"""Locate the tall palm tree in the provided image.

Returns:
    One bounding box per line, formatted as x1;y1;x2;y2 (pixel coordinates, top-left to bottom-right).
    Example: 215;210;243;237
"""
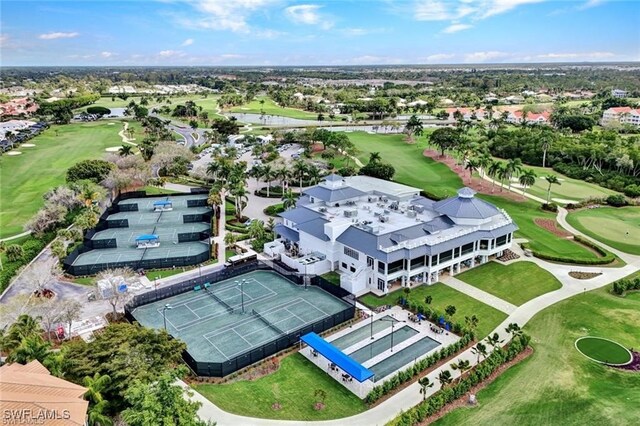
118;145;133;157
262;165;275;198
369;151;382;163
248;220;266;240
541;138;551;168
4;314;42;353
464;315;479;333
87;401;113;426
292;160;308;190
496;163;510;192
477;153;492;179
276;166;290;190
7;335;51;364
83;373;111;405
224;232;238;250
418;377;434;400
451;359;471;374
282;190;298;210
519;169;537;197
471;342;488;363
232;185;248;222
487;161;502;193
544;174;561;203
437;370;453;388
464;158;480;184
307;165;322;185
505;323;523;338
506;158;523;191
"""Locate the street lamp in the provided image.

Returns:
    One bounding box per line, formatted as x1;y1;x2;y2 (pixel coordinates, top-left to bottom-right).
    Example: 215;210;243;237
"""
162;304;173;331
380;317;406;352
235;279;247;314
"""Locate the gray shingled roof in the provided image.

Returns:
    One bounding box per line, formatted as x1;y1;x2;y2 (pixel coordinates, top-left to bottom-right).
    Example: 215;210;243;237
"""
432;188;499;219
278;207;323;224
296;218;330;241
303;185;366;203
324;173;344;182
274;224;300;242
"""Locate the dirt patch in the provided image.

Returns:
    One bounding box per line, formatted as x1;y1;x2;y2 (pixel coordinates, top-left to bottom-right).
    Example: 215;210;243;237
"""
417;346;534;425
533;218;572;237
569;271;603;280
423;149;526;202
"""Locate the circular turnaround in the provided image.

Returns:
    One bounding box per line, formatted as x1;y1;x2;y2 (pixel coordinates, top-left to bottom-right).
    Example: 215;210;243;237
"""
575;336;632;366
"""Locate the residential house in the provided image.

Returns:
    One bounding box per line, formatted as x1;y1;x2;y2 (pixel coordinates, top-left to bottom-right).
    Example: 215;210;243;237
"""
602;107;640;127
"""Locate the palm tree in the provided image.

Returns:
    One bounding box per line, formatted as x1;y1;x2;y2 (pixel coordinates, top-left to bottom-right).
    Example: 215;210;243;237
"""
232;185;248;222
477;153;492;179
118;145;133;157
464;315;479;333
307;165;322;185
262;165;275;198
505;323;523;338
465;158;479;184
451;359;471;374
496;163;510;192
506;158;523;191
282;189;298;210
87;400;113;426
487;161;502;193
4;314;42;353
224;232;238;251
437;369;453;388
292;160;308;190
471;342;488;363
369;151;382;164
519;169;537;197
78;183;105;208
83;373;111;405
418;377;434;400
276;167;290;190
7;335;51;364
544;174;561;203
486;332;504;352
247;220;266;240
541;138;551;168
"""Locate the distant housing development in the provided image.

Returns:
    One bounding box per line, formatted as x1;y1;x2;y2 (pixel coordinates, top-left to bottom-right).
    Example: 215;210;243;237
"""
601;106;640;127
0;97;38;118
268;175;517;295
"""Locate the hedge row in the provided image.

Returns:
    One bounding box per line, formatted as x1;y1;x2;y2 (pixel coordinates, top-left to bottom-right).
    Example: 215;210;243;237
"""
365;332;475;404
612;277;640;295
1;232;55;293
225;223;250;234
523;236;615;265
388;334;531;426
264;203;285;216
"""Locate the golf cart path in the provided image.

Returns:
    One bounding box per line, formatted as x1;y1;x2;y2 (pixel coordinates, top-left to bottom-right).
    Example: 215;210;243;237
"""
440;275;517;314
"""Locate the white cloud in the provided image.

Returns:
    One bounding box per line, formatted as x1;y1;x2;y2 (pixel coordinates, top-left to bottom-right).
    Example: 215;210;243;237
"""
284;4;333;29
38;31;79;40
101;51;114;58
181;38;194;46
464;51;510;63
442;23;473;33
426;53;456;62
479;0;545;19
579;0;606;10
220;54;245;59
537;51;615;60
177;0;280;33
340;27;388;37
159;50;186;58
414;0;475;21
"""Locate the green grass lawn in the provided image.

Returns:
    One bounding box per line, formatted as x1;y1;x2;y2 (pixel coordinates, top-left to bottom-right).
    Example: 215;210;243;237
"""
575;337;632;364
229;96;328;121
72;277;94;286
145;268;187;280
192;353;366;420
481;195;601;262
359;283;507;338
139;185;181;195
456;261;562;306
320;271;341;286
523;164;618;202
566;207;640;255
346;131;462;200
0;121;132;238
434;286;640;426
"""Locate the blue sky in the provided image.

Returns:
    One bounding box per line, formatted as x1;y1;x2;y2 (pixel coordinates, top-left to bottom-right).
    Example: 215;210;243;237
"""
2;0;639;66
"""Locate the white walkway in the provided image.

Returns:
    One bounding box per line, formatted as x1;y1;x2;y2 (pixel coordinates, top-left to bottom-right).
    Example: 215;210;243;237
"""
440;275;517;314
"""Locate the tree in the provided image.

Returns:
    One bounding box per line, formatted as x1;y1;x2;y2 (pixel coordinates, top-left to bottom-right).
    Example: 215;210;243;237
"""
437;369;453;388
77;181;106;208
118;145;133;157
23;256;59;296
496;162;510;192
519;169;537;197
424;295;433;305
292;160;308;190
232;185;248;222
486;332;504;351
369;151;382;164
96;268;136;319
32;297;63;341
314;388;327;408
247;220;266;241
471;342;488;363
404;114;424;143
418;377;434;400
66;159;114;184
445;305;456;317
87;401;113;426
281;189;298;210
262;165;275;198
2;314;43;355
465;158;479;183
5;244;24;262
74;208;100;231
464;315;479;332
83;372;112;405
359;161;395;181
430;127;460;157
6;334;52;364
505;322;523;338
541;138;551;168
63;322;186;412
505;158;523;191
544;174;561;203
224;232;238;250
121;367;208;426
60;299;83;339
450;359;471;373
487;160;502;193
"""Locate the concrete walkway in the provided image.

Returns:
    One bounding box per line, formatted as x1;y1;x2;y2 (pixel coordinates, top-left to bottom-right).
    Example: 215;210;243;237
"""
0;230;32;242
440;275;517;314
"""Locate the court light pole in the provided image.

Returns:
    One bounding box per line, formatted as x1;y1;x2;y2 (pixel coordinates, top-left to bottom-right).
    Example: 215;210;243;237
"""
235;279;246;314
162;304;173;331
380;317;406;352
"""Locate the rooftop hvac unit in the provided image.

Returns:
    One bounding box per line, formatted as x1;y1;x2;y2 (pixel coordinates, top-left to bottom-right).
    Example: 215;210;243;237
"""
319;207;327;213
384;209;391;215
407;210;417;218
414;205;425;213
344;209;358;218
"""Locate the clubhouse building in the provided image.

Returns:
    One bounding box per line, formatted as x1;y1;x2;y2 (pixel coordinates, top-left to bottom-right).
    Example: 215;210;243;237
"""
267;175;517;295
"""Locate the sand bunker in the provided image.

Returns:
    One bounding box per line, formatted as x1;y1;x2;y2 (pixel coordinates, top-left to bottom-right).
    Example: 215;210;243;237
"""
105;146;121;152
108;122;116;125
6;151;22;156
22;143;36;147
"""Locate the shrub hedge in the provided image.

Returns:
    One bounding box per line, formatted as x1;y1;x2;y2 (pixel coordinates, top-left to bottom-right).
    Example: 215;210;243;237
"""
612;277;640;295
387;334;531;426
524;235;615;265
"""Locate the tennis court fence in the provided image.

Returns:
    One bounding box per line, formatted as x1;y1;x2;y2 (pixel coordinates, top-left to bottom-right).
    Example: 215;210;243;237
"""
124;261;356;377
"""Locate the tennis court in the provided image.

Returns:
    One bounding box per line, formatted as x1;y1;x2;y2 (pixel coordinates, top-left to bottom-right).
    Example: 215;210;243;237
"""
131;270;353;364
68;194;212;274
331;316;398;350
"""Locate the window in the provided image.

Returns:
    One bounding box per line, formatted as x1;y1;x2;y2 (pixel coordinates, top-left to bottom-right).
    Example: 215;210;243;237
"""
350;265;356;272
387;259;404;274
461;242;474;255
341;262;347;269
411;256;425;269
377;279;385;291
496;235;507;246
378;262;386;274
344;246;360;260
479;240;489;250
367;256;374;268
440;249;453;263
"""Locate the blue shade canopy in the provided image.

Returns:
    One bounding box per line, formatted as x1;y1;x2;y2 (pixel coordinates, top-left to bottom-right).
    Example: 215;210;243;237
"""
300;332;374;382
135;234;159;241
153;200;172;206
273;224;300;242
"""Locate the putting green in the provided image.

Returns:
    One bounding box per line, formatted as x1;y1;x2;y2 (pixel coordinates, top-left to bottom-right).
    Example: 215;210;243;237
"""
575;336;632;365
567;207;640;255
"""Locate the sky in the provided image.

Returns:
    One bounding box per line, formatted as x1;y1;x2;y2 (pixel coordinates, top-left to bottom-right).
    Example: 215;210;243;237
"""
1;0;639;66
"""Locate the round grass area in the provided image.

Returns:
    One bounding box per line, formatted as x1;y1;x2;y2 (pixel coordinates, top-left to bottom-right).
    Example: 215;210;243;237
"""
575;336;632;365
